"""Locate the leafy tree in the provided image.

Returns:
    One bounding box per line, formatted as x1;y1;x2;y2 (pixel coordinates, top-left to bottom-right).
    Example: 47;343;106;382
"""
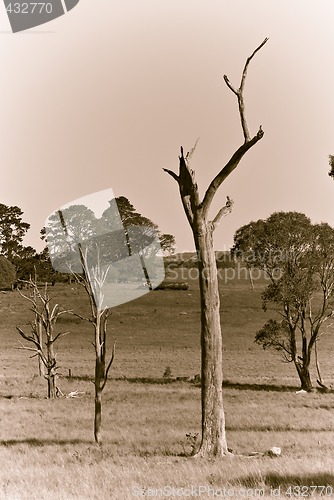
12;246;37;281
164;39;267;457
17;245;36;260
103;196;155;229
0;256;16;289
43;205;97;268
12;246;60;283
101;196;176;255
233;212;334;391
35;248;60;283
159;234;176;256
0;204;30;260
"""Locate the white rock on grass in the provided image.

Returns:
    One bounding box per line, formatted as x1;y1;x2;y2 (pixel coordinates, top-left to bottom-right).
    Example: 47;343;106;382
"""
266;447;281;457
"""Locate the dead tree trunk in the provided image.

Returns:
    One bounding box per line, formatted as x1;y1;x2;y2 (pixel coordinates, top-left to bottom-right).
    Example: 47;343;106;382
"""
94;357;104;444
94;309;106;444
164;38;268;458
36;315;44;377
93;310;115;444
195;222;227;455
46;340;57;399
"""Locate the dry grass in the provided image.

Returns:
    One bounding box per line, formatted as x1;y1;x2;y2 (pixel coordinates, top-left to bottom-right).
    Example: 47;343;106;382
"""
0;272;334;498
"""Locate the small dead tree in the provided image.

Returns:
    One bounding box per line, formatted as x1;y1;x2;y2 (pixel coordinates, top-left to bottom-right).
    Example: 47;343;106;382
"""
69;244;115;445
164;39;268;457
16;278;69;399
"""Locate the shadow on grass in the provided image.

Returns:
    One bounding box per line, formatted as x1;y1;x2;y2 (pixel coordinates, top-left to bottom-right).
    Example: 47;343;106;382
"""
64;375;190;385
224;381;334;393
239;472;334;489
226;425;334;432
0;438;92;447
223;381;298;392
61;376;333;393
266;472;334;488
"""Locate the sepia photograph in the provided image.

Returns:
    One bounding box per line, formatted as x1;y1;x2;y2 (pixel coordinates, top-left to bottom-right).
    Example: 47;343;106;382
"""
0;1;334;498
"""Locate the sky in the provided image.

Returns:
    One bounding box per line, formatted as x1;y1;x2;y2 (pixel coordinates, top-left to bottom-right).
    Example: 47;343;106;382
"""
1;1;334;254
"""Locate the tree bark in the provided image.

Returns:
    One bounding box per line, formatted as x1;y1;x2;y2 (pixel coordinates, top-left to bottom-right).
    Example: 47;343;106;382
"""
194;221;228;456
47;371;56;399
94;357;104;444
47;341;57;399
296;362;313;391
37;318;44;377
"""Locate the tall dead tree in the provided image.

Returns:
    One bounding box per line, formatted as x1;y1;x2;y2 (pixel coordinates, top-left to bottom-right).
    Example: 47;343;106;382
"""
164;38;268;457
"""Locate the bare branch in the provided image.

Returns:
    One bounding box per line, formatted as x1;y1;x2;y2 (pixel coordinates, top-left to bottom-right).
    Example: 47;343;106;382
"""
69;310;94;324
17;345;38;353
50;304;59;322
17;287;37;308
223;75;238;96
186;137;200;162
163;168;179;183
16;341;47;366
57;309;73;316
16;326;41;350
202;130;263;217
211;197;234;231
223;37;268;142
52;331;70;343
240;38;269;93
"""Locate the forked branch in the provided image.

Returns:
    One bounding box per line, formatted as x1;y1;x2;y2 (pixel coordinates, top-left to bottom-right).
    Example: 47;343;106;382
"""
223;37;268;142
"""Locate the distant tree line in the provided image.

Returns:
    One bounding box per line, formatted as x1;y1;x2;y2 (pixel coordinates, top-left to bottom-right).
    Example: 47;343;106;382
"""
0;197;176;288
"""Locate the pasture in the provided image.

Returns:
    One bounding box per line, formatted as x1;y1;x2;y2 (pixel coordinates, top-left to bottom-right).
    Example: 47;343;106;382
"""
1;268;334;499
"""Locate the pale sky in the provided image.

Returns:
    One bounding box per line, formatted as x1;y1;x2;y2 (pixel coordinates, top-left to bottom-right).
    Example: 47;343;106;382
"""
1;1;334;254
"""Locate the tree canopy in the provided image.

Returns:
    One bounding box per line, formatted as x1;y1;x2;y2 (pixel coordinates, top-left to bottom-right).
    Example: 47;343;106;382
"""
0;204;30;261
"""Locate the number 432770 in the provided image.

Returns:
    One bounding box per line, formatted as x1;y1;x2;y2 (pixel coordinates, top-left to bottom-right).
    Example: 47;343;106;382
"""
6;3;53;14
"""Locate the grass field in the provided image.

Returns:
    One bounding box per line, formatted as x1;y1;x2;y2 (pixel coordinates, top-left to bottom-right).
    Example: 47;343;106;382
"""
1;268;334;499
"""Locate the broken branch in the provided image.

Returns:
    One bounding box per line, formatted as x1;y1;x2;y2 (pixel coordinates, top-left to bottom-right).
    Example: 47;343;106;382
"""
211;197;234;231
